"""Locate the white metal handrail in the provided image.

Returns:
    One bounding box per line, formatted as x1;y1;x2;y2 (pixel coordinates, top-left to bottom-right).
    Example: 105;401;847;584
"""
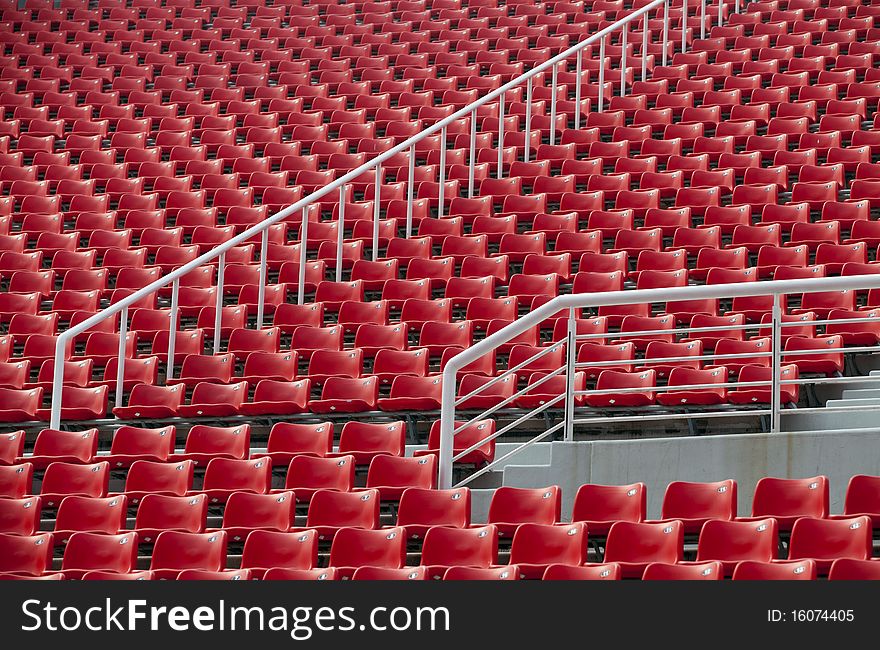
438;274;880;489
47;0;693;429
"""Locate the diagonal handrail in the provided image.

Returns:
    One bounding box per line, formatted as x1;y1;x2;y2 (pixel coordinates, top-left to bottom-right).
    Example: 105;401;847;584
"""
48;0;673;429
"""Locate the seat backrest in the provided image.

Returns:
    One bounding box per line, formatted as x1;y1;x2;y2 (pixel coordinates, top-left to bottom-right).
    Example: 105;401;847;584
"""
488;486;561;525
751;475;829;518
421;524;498;567
660;480;737;521
604;521;684;564
328;526;407;569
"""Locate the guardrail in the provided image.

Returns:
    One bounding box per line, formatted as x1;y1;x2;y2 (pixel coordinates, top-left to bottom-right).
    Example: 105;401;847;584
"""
46;0;725;429
437;275;880;489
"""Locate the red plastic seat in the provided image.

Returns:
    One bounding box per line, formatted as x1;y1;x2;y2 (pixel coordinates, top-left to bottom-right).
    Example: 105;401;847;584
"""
134;493;208;545
328;525;407;579
649;480;737;535
310;376;379;413
26;428;98;470
657;367;729;406
297;488;381;541
783;335;844;375
422;524;498;580
642;561;723;580
394;486;470;541
0;532;54;577
282;454;355;502
377;375;442;411
0;496;41;536
542;563;621;580
695;518;779;577
171;424;251;466
150;530;228;581
732;559;817;580
728;364;800;405
0;387;43;422
602;520;684;579
112;384;184;419
240;529;318;580
576;343;635;380
178;380;248;418
39;461;109;509
61;531;139;580
442;565;520;580
263;567;338;581
570;482;646;537
120;460;194;506
212;491;295;543
508;522;588;579
485;485;561;538
786;516;872;575
198;456;272;505
584;370;656;407
264;422;333;467
364;455;436;501
52;494;127;544
828;558;880;581
737;475;829;533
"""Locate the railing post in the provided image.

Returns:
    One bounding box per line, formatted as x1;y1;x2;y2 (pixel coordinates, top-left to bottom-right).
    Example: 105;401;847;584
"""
336;186;345;282
372;164;381;261
256;228;268;329
620;22;627;98
405;145;415;238
524;76;532;162
682;0;688;54
574;48;583;130
167;278;179;382
468;109;477;198
438;365;458;490
297;207;308;305
497;91;505;179
115;306;128;411
771;292;782;434
700;0;707;39
438;125;447;219
213;251;225;355
549;62;558;146
662;0;670;66
641;14;649;82
598;36;606;112
564;307;577;442
49;334;68;430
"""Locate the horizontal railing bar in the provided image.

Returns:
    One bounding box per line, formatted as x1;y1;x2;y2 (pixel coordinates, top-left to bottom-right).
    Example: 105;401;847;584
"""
453;364;565;411
452;340;566;404
571;409;772;425
452;367;569;422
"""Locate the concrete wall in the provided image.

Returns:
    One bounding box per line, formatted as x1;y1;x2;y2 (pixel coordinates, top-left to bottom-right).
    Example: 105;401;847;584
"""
470;428;880;522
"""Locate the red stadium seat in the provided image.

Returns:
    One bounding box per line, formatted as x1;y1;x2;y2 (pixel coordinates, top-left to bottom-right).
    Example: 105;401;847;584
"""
61;531;139;580
737;475;829;532
732;559;817;580
240;529;318;580
602;521;684;579
150;530;228;581
329;526;407;579
134;494;208;545
786;516;872;575
695;518;779;577
395;487;471;540
422;524;498;580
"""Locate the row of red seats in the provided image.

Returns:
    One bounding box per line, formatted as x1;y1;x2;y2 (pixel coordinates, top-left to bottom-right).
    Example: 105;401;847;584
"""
0;518;876;580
